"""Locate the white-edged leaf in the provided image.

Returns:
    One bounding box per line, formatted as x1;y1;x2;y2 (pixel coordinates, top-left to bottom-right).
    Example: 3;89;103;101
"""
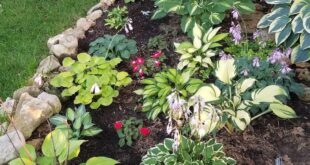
302;13;310;33
251;85;288;104
275;24;292;46
300;32;310;49
265;0;292;5
269;103;297;119
292;15;304;33
291;45;310;63
269;16;291;33
215;59;236;84
193;84;221;102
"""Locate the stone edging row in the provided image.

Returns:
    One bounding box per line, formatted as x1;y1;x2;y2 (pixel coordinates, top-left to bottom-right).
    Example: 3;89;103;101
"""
0;0;115;164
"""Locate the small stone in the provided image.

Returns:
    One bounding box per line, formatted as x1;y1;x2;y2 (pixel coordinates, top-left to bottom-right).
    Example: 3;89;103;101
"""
13;86;41;101
37;92;61;113
86;10;103;21
64;27;85;39
76;18;95;31
0;130;25;164
1;98;15;115
8;93;57;139
36;55;61;74
59;35;78;49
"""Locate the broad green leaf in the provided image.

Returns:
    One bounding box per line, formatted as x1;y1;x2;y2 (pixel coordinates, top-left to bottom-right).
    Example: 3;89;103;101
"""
9;158;36;165
37;156;55;165
269;103;297;119
269;16;291;33
181;16;195;33
257;14;272;28
63;57;75;67
86;157;120;165
275;24;291;46
290;1;305;15
66;108;75;121
49;115;67;126
284;33;299;48
300;32;310;49
292;15;304;33
77;53;91;63
291;45;310;63
58;140;86;163
81;127;102;137
116;72;128;80
193;84;221;102
42;129;67;157
215;59;236;84
151;9;167;20
19;144;36;161
209;12;225;25
303;13;310;33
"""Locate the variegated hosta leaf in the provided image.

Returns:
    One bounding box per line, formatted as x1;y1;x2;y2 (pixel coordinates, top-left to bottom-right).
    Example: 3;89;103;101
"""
193;84;221;102
257;6;290;28
251;85;288;104
215;59;236;84
300;5;310;18
275;24;291;46
291;45;310;63
181;16;195;33
292;15;304;33
269;16;291;33
236;78;256;94
284;33;299;48
269;103;297;119
303;13;310;33
290;1;305;15
192;23;202;39
300;32;310;49
265;0;292;5
231;110;251;130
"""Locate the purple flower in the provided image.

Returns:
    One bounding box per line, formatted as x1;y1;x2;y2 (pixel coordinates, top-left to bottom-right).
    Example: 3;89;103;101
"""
253;29;262;40
267;48;292;64
284;48;292;58
241;69;249;76
219;51;232;60
232;8;240;20
280;64;292;74
252;57;260;68
229;22;242;44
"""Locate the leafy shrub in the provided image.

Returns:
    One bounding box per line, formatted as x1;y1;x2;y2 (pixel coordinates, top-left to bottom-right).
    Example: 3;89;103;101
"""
152;0;255;36
50;105;102;139
175;25;228;71
147;35;168;51
105;6;128;29
257;0;310;63
89;34;138;60
9;129;85;165
141;136;236;165
192;59;297;133
134;69;203;120
115;117;143;147
50;53;132;109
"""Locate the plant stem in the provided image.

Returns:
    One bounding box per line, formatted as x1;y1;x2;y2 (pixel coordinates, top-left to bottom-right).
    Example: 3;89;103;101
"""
251;109;272;121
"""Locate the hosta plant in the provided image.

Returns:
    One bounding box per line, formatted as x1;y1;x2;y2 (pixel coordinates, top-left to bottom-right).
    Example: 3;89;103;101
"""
50;53;132;109
257;0;310;63
50;105;102;139
175;25;228;72
141;136;236;165
105;6;128;30
89;34;138;60
192;59;297;134
152;0;255;36
9;129;85;165
115;117;143;147
134;69;203;120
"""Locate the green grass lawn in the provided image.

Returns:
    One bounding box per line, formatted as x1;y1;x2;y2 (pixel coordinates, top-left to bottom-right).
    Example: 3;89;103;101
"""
0;0;98;99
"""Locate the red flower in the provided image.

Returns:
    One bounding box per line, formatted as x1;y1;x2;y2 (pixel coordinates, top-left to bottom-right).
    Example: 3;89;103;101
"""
154;60;161;67
133;65;140;72
139;127;151;136
136;57;145;65
151;50;162;58
138;69;144;77
131;60;137;66
114;121;123;130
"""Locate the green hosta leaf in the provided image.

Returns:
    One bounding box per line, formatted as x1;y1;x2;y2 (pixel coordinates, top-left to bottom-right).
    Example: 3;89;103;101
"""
77;53;91;63
275;24;291;46
181;16;195;33
209;12;225;25
73;117;82;130
81;127;102;137
116;71;129;80
37;156;55;165
251;85;288;104
292;15;304;33
269;16;291;33
209;33;228;43
193;84;221;102
284;33;299;48
257;14;272;28
290;1;305;15
63;57;75;67
50;115;67;126
9;158;36;165
206;27;221;42
109;58;122;67
62;85;81;97
300;32;310;49
215;59;236;84
66;108;75;121
291;45;310;63
235;0;255;13
86;157;119;165
19;144;36;161
42;129;67;157
152;9;167;20
265;0;292;4
300;5;310;18
58;140;86;163
303;13;310;33
269;103;297;119
164;138;174;151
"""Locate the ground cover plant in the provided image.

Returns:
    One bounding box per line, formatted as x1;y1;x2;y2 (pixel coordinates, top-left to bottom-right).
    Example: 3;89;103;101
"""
4;0;310;165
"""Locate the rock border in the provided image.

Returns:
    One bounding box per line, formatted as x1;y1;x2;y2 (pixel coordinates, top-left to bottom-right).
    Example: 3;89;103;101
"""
0;0;115;164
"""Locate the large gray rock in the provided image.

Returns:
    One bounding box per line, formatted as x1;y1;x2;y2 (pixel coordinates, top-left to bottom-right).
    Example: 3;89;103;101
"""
36;55;61;74
64;27;85;39
47;34;64;49
86;10;103;21
50;44;76;59
13;86;41;101
8;93;61;139
76;18;95;31
0;130;25;164
0;98;15;115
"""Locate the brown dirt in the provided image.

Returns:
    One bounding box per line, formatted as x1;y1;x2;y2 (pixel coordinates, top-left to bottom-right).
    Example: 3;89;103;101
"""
30;0;310;164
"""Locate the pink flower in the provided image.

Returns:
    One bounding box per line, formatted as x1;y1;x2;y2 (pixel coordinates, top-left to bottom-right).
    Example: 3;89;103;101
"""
154;60;161;67
139;69;144;77
139;127;150;136
136;57;145;65
151;50;162;58
133;65;140;72
131;60;137;66
114;121;123;130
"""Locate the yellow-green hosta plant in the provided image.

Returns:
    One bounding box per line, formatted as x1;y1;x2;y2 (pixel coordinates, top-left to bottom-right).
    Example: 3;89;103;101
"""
134;69;203;120
257;0;310;63
192;58;297;134
50;53;132;109
175;24;228;72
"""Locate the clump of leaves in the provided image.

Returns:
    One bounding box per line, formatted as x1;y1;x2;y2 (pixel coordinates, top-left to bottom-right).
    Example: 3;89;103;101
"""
175;24;228;73
116;117;143;147
141;136;236;165
105;6;128;29
152;0;254;36
134;69;203;120
50;105;102;140
9;129;85;165
257;0;310;63
192;59;297;134
50;53;132;109
147;35;168;51
89;34;138;60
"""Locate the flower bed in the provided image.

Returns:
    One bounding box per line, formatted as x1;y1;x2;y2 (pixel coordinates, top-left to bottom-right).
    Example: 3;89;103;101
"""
1;0;310;165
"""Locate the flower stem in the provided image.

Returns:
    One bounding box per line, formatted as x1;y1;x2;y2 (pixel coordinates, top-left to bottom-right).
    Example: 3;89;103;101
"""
251;109;272;121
